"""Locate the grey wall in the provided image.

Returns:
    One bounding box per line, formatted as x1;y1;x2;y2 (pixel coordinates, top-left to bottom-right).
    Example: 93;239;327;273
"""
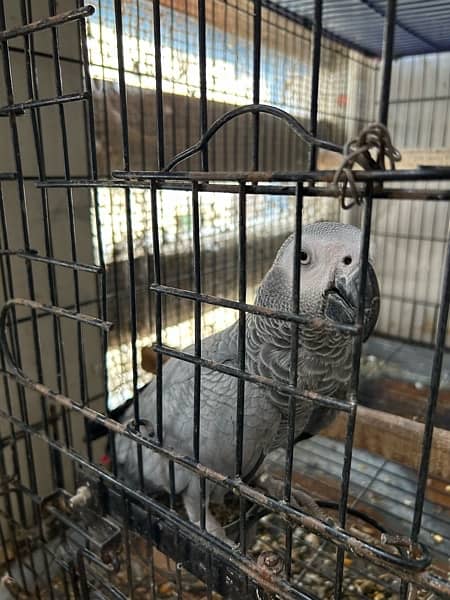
372;52;450;345
0;0;106;524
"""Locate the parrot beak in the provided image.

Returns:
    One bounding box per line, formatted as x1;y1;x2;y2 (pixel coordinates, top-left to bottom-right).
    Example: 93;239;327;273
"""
324;263;380;341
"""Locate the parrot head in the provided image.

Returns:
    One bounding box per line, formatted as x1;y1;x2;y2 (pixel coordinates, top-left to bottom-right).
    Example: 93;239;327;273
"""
259;221;380;340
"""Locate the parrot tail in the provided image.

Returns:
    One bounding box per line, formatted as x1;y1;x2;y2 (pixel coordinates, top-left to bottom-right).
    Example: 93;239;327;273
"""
85;382;151;442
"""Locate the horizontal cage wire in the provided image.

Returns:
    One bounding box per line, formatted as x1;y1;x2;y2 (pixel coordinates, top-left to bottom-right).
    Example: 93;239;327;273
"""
0;1;450;600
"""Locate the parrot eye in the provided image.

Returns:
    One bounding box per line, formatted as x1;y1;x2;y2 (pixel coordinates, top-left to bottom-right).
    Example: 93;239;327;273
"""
343;256;352;265
300;250;310;265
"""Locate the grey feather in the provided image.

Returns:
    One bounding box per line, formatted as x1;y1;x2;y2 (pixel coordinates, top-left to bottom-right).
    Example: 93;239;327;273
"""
114;221;380;536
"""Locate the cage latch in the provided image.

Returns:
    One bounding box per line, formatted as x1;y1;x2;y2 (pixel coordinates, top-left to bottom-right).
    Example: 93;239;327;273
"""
40;486;122;573
380;533;426;562
331;122;402;209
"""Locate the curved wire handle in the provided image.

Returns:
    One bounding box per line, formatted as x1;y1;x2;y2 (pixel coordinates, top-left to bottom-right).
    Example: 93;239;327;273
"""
163;103;345;172
0;298;112;378
0;299;121;433
114;104;395;211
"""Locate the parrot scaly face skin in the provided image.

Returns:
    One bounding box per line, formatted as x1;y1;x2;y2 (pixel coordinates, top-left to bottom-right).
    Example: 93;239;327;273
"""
259;221;379;338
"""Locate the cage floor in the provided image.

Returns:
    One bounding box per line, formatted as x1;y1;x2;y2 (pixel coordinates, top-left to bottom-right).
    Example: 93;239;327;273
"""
263;335;450;597
288;330;450;567
286;434;450;568
363;336;450;389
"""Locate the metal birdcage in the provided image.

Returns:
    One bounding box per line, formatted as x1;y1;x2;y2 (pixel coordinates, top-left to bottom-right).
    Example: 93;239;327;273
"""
0;1;450;599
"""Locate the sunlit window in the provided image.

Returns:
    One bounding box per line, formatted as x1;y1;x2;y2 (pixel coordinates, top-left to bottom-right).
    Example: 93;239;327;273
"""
87;1;351;408
87;1;310;114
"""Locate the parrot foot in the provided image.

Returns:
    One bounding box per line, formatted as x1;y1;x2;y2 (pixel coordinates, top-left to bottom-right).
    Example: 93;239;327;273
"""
255;472;335;525
190;515;228;542
291;487;335;525
183;492;228;541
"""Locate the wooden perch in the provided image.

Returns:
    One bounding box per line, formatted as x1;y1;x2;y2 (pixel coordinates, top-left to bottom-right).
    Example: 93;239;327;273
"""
359;377;450;430
142;345;171;374
141;348;450;500
322;405;450;482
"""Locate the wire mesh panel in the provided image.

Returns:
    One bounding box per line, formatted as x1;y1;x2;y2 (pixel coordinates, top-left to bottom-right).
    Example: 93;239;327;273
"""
0;1;450;600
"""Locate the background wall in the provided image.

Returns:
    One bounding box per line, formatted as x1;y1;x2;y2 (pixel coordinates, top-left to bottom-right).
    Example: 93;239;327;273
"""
0;0;106;521
374;52;450;345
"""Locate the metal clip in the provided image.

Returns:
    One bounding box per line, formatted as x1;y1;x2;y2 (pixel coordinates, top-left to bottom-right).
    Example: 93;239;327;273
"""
256;551;284;579
40;487;122;572
381;533;425;561
125;418;155;438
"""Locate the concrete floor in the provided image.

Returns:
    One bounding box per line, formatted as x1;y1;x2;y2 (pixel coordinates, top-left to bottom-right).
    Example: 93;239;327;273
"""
289;335;450;569
363;335;450;388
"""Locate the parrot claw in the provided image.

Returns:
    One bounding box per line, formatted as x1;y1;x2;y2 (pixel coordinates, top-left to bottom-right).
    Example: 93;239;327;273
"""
255;471;332;523
124;418;155;438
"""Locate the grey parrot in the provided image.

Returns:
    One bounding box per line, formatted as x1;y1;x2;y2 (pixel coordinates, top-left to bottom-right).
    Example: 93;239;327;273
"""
107;221;380;538
0;222;380;598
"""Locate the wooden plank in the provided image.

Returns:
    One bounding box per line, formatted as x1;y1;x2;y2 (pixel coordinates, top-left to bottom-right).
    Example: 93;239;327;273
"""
425;478;450;511
359;377;450;430
322;405;450;482
397;148;450;169
141;351;450;504
142;345;170;373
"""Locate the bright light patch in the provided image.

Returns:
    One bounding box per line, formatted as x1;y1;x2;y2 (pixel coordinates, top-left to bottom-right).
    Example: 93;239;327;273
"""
106;302;242;410
86;1;312;117
88;22;256;105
